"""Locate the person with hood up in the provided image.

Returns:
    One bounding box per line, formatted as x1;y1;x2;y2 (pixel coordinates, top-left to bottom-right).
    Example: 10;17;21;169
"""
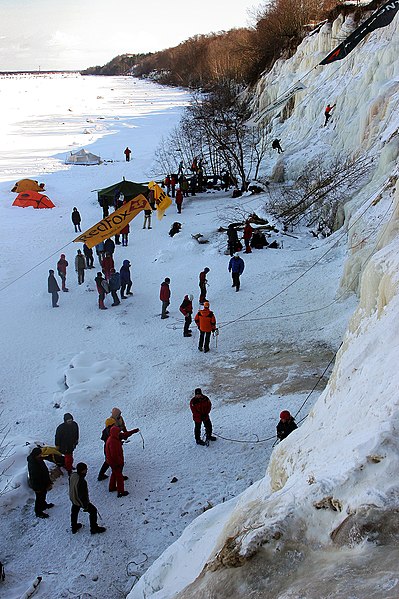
104;237;115;256
189;388;216;446
180;294;193;337
95;272;109;310
175;187;183;213
69;462;106;534
109;268;121;306
101;252;114;281
160;277;171;319
27;447;54;518
194;301;217;352
75;249;86;285
199;267;210;305
105;425;140;497
124;147;132;162
243;220;253;253
71;207;81;232
276;410;298;441
228;253;245;291
55;413;79;474
83;243;94;269
120;260;133;298
48;269;60;308
57;254;69;292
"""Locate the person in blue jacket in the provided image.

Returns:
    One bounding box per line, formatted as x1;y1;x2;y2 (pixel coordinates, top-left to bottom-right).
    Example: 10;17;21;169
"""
228;253;245;292
109;268;121;306
120;260;133;298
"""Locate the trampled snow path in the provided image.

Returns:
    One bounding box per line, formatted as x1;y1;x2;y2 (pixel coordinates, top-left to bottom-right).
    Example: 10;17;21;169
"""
0;76;354;598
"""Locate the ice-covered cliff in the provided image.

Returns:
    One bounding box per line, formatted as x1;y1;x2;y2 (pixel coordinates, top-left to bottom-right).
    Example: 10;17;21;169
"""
129;7;399;598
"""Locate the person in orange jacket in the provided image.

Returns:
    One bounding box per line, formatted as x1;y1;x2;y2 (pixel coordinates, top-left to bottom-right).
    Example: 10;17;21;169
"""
105;425;139;497
194;301;217;353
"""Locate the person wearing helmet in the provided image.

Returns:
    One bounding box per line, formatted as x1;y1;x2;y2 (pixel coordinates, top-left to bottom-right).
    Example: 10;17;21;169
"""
199;267;210;305
194;301;217;352
179;294;194;337
276;410;298;441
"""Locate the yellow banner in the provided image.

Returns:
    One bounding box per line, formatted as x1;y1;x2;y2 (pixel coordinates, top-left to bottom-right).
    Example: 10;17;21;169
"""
74;194;151;248
148;181;172;220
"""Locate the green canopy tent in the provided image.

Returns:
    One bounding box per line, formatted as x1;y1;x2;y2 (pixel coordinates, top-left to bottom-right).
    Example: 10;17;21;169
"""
97;178;149;208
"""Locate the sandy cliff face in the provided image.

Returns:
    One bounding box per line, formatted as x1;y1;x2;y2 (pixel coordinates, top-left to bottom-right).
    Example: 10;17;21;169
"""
129;10;399;599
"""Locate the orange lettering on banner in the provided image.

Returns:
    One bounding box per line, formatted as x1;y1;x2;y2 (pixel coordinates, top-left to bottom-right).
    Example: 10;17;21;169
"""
148;181;172;220
73;194;151;248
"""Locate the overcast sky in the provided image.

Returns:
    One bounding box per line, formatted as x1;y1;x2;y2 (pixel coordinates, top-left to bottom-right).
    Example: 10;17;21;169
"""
0;0;260;71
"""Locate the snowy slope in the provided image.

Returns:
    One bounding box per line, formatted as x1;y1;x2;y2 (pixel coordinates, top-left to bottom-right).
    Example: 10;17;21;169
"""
127;8;399;599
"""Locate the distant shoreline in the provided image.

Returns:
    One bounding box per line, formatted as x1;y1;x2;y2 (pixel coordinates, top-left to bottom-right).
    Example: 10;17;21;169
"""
0;70;81;75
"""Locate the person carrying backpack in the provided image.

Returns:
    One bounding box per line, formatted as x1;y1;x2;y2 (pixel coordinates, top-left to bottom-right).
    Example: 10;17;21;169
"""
95;272;109;310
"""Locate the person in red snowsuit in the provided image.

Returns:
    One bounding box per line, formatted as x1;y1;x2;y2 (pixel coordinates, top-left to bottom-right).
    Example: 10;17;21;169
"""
124;147;132;162
102;253;114;281
189;388;216;446
243;221;253;253
175;188;183;213
105;425;139;497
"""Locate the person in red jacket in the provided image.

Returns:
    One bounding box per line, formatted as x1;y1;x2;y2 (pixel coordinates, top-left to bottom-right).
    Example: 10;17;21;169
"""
120;223;130;246
189;388;216;445
243;220;253;253
199;267;210;304
194;301;217;352
105;425;139;497
160;277;171;319
124;147;132;162
324;103;336;127
175;188;183;213
102;253;114;281
180;294;193;337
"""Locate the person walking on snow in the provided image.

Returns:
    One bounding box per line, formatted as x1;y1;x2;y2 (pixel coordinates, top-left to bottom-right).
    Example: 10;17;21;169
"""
243;220;253;253
199;267;210;304
83;244;94;269
48;269;60;308
228;253;245;291
324;103;336;127
175;188;183;213
160;277;171;319
180;294;193;337
75;249;86;285
71;207;81;233
109;268;121;306
120;260;133;298
277;410;298;441
55;413;79;475
272;139;284;154
57;254;69;292
95;272;109;310
27;447;54;519
194;301;217;352
189;388;216;445
124;147;132;162
105;425;139;497
69;462;106;534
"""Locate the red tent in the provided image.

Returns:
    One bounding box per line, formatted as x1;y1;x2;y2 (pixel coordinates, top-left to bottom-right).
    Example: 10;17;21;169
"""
12;191;55;209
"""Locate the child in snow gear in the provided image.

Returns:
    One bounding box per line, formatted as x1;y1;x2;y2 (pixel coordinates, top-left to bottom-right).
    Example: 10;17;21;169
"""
95;272;109;309
243;221;253;253
120;260;133;298
27;447;54;518
228;253;245;291
180;294;193;337
160;277;171;319
272;139;284;154
109;268;121;306
194;301;217;352
71;207;81;232
124;147;132;162
324;103;336;127
55;413;79;474
105;426;139;497
277;410;298;441
48;269;60;307
69;463;106;534
57;254;69;292
227;224;239;256
75;249;86;285
83;244;94;268
199;268;210;304
190;388;216;445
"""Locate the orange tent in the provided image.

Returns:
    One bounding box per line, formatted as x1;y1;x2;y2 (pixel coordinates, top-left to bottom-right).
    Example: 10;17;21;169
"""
11;179;45;193
13;191;55;209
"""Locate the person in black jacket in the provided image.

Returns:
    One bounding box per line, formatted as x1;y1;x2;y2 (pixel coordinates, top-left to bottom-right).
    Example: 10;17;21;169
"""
69;463;106;534
71;207;81;232
48;269;60;308
227;225;239;256
83;243;94;269
104;238;115;256
55;413;79;474
27;447;54;518
276;410;298;441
